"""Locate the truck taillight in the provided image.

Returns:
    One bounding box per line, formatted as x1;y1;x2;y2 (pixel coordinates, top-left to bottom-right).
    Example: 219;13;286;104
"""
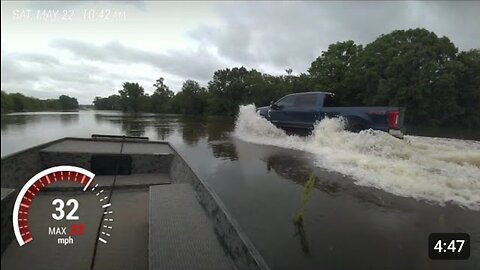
388;111;399;129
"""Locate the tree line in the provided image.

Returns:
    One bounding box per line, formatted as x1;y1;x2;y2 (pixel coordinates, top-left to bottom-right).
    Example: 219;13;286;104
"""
1;91;79;113
94;29;479;128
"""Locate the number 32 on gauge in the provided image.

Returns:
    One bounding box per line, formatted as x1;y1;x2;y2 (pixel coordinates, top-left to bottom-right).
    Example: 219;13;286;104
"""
52;199;79;220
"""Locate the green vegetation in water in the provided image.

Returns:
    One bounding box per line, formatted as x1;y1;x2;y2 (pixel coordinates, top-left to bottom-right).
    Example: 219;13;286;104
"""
293;173;317;255
1;91;79;114
293;173;317;226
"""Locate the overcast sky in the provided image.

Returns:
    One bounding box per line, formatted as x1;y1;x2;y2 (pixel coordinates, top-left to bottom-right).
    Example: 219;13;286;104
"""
1;1;479;104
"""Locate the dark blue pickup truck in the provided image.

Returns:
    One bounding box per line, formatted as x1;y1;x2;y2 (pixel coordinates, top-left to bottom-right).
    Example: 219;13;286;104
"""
256;92;405;138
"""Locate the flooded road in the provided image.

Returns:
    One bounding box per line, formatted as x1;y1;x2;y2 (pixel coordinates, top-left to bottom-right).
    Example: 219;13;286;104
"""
2;110;480;269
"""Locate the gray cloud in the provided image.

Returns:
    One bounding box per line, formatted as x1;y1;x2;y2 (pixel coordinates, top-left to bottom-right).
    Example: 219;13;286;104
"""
2;52;102;84
13;53;60;65
189;1;480;74
51;39;225;81
1;51;121;103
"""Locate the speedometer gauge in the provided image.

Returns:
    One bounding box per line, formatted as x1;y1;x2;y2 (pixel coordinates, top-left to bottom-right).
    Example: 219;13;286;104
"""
13;165;114;247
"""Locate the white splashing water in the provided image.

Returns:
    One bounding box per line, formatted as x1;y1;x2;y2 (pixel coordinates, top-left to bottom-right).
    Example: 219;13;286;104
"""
234;104;480;210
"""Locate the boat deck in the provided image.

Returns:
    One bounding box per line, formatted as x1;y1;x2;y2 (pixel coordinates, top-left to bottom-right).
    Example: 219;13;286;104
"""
1;138;241;270
150;184;234;270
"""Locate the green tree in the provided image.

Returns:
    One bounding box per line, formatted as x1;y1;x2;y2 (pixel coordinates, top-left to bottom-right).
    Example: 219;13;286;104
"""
58;95;79;110
175;80;208;115
357;28;461;124
150;77;174;113
455;49;480;128
308;40;364;105
93;94;122;110
119;82;146;112
10;93;26;111
1;91;13;113
1;91;79;113
207;67;265;115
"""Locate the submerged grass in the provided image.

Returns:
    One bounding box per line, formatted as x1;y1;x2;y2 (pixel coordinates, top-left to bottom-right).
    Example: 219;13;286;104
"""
293;173;317;226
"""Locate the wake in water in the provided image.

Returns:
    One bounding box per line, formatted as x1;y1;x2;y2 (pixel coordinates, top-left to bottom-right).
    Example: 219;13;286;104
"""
234;104;480;210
